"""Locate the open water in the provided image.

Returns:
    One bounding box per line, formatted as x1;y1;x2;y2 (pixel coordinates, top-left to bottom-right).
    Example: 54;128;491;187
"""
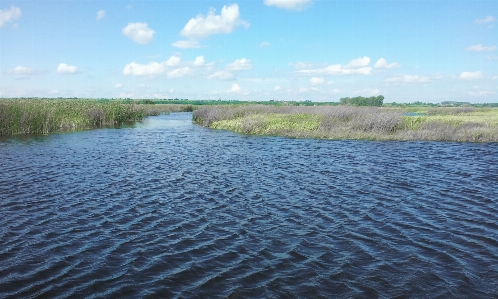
1;112;497;298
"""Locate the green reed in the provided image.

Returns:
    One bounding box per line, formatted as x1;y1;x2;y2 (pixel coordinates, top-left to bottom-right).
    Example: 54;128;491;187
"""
0;99;149;135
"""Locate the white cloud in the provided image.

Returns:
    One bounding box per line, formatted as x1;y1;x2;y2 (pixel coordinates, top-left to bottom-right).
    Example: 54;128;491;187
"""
274;85;281;90
467;44;497;52
467;90;496;97
180;4;249;40
208;70;235;80
385;75;431;84
492;75;498;80
264;0;312;11
122;22;155;44
260;41;270;48
354;88;380;96
172;40;201;49
310;77;324;86
123;61;165;76
230;83;241;92
7;66;33;75
227;58;252;71
475;16;495;24
297;57;372;76
460;71;483;80
345;56;370;68
57;63;78;74
97;10;105;20
374;58;401;69
0;6;21;28
115;83;123;88
49;90;58;95
167;67;191;79
122;55;182;76
292;61;316;70
194;56;205;66
165;55;181;67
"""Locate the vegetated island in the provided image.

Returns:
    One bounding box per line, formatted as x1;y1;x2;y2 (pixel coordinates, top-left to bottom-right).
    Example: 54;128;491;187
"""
193;97;498;142
2;97;498;142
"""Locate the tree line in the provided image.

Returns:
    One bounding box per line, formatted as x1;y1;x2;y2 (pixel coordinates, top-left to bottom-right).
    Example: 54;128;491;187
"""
340;95;384;106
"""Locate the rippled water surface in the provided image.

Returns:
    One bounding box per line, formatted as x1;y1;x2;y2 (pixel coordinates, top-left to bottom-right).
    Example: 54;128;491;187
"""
1;112;498;298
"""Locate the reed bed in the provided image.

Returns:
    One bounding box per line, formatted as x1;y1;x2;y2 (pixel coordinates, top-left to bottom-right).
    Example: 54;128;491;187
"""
193;105;498;142
0;99;152;135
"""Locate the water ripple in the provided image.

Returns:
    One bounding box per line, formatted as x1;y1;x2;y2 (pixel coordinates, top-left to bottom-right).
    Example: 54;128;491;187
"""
1;113;498;298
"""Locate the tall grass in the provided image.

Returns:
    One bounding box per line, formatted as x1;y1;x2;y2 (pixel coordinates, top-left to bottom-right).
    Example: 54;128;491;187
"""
0;99;150;135
193;105;498;142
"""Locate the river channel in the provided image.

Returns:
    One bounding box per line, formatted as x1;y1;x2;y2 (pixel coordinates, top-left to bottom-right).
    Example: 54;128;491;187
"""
1;112;497;298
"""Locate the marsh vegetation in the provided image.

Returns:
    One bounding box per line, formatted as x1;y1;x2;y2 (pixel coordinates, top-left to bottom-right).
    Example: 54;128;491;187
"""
193;105;498;142
0;99;193;135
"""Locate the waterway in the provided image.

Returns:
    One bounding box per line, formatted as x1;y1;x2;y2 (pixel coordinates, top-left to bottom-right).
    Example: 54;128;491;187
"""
1;112;497;298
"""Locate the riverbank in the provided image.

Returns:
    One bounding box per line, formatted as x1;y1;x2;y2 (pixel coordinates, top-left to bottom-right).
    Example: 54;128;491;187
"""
0;99;192;135
193;105;498;142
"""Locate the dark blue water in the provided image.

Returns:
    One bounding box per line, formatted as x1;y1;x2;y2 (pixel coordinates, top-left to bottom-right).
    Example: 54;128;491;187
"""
1;112;497;298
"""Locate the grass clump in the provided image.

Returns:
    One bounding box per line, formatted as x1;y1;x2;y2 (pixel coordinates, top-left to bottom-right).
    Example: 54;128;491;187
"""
193;105;498;142
0;99;152;135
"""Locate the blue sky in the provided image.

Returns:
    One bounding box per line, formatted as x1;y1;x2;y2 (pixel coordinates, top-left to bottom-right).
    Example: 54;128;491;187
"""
1;0;497;103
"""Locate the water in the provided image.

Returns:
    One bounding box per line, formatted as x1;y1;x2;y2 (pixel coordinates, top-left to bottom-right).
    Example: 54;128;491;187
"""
1;112;497;298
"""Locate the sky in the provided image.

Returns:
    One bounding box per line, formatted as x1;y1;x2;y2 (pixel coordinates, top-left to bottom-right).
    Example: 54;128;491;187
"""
0;0;497;103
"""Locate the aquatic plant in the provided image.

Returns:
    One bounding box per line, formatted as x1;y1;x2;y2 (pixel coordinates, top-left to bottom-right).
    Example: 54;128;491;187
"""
0;99;150;135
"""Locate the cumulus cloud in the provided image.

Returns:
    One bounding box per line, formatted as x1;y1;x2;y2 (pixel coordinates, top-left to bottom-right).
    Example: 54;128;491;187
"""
260;41;270;48
374;58;401;69
179;4;249;40
123;55;181;76
467;44;497;52
57;63;78;74
296;57;372;76
475;15;495;24
172;40;201;49
310;77;324;86
264;0;312;11
97;10;105;20
208;70;235;80
230;83;241;92
115;83;123;88
0;5;21;28
386;75;431;84
460;71;483;80
227;58;252;71
167;67;191;79
122;22;155;44
345;56;370;68
7;66;33;75
194;56;205;66
122;55;202;79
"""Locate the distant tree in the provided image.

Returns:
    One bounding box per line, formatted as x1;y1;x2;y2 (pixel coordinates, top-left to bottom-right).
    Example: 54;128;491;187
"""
340;95;384;106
